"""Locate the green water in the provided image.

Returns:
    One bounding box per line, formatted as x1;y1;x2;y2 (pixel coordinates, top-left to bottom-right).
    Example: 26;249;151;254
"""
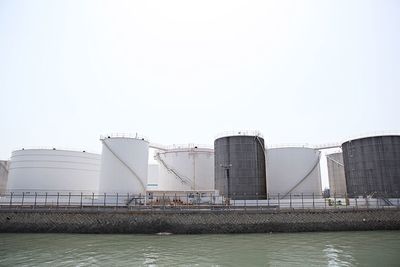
0;231;399;266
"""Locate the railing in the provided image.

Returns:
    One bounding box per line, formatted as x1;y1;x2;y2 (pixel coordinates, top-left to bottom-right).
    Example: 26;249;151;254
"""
215;130;264;139
100;133;149;142
0;192;399;212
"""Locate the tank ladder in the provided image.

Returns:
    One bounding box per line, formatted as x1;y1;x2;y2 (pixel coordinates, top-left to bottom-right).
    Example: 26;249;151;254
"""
326;155;344;167
154;152;193;188
281;151;321;199
101;139;146;192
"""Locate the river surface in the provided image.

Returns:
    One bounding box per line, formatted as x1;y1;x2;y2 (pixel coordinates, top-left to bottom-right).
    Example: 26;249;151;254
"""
0;231;399;266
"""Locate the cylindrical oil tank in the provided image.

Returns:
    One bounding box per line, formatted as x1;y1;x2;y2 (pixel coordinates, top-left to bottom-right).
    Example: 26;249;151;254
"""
342;135;400;197
0;161;9;193
147;164;159;190
214;134;266;199
155;146;214;191
267;147;322;198
326;152;346;196
6;149;101;193
99;136;149;194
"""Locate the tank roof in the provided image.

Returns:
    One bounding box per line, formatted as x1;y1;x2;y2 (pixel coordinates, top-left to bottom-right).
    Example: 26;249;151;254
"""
215;130;264;140
11;147;100;156
342;132;400;145
267;144;314;150
100;133;149;142
156;144;214;153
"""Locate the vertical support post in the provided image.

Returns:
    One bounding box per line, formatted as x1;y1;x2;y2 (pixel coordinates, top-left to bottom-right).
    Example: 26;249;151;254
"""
57;192;59;208
34;192;37;209
244;193;246;211
127;193;130;208
312;193;315;210
289;193;292;209
104;193;106;207
267;193;270;207
45;192;48;206
355;197;358;209
278;193;280;209
334;192;336;209
226;168;230;199
92;193;94;207
80;192;83;209
9;192;13;208
302;193;304;209
163;193;165;210
21;192;25;206
116;193;119;209
256;193;259;209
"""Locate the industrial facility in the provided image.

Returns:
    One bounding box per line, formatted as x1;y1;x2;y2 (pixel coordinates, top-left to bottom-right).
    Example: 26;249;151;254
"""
326;152;346;196
147;164;159;190
1;132;400;200
6;149;100;193
155;145;214;191
266;147;322;198
214;132;266;199
342;135;400;197
0;161;8;194
99;135;149;195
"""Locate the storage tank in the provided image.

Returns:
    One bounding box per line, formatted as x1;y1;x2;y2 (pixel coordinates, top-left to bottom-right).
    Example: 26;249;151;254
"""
6;149;101;193
155;145;214;191
214;133;266;199
147;164;159;190
99;135;149;194
326;152;346;196
267;147;322;198
342;135;400;197
0;161;9;193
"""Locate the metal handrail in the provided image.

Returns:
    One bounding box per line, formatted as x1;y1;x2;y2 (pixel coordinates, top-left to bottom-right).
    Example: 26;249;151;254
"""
154;152;193;187
100;133;149;142
267;143;314;149
0;191;398;211
215;130;264;139
10;147;100;155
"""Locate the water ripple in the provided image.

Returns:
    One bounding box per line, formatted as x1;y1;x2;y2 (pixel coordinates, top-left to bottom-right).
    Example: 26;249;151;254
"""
0;231;399;266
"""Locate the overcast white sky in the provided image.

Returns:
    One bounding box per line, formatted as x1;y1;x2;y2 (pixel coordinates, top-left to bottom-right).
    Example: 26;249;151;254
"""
1;1;399;187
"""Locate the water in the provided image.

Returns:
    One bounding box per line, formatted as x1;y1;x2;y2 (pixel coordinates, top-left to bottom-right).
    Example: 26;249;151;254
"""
0;231;399;266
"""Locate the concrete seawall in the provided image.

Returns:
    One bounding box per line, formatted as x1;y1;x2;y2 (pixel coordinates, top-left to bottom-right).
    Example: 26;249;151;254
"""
1;209;399;234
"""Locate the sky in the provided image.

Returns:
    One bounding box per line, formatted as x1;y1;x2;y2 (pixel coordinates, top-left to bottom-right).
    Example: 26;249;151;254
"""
1;1;399;188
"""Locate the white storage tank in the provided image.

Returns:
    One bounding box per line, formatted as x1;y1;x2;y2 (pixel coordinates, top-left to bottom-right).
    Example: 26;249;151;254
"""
0;160;9;193
326;152;346;196
99;135;149;194
155;145;214;191
267;147;322;198
147;164;159;190
6;149;101;193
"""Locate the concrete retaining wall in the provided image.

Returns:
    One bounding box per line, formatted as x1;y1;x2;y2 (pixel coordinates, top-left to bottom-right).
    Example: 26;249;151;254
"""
0;209;399;234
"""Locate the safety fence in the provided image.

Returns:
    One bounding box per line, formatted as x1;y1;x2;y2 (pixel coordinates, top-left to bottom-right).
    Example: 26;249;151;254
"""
0;192;399;212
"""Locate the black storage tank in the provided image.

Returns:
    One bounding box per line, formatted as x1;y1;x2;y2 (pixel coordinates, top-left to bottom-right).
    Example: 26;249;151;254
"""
342;135;400;197
214;134;266;199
